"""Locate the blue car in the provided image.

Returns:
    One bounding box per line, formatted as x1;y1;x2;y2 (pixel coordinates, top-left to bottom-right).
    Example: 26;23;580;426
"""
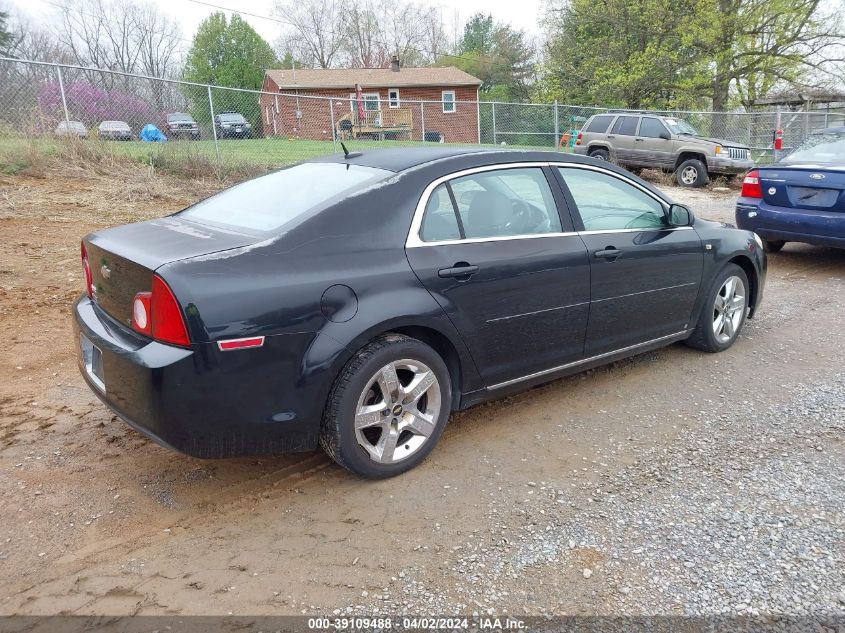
736;126;845;252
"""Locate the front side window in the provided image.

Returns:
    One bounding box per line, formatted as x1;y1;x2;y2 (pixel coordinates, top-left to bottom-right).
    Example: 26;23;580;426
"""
180;163;391;233
419;167;562;242
639;117;669;138
610;116;639;136
442;91;456;113
557;168;666;231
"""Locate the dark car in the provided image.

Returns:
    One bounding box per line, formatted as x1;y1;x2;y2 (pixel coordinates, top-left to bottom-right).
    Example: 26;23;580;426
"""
165;112;200;140
736;126;845;252
214;111;252;139
73;148;766;478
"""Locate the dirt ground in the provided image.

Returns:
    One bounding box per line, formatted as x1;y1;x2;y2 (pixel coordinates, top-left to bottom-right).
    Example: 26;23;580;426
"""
0;163;843;617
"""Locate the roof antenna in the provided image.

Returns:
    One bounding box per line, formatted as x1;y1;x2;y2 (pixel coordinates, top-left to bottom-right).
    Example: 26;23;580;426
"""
340;142;362;159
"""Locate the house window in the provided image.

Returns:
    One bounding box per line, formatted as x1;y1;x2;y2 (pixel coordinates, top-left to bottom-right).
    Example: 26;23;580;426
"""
350;92;381;111
442;91;456;113
388;89;400;108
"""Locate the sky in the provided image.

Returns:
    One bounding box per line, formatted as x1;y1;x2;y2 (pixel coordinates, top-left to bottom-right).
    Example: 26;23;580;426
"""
13;0;546;57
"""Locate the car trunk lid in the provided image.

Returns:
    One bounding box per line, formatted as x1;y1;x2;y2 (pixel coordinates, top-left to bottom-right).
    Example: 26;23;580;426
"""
758;166;845;213
85;217;260;328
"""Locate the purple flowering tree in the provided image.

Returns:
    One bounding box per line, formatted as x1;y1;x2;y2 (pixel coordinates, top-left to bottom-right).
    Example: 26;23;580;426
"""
38;80;159;134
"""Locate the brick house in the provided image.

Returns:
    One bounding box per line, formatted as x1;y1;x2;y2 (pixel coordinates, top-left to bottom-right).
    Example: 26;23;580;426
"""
259;64;482;144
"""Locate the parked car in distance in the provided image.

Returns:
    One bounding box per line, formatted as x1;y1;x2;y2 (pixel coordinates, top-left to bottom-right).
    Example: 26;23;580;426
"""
165;112;200;140
736;126;845;252
214;111;251;138
574;113;754;187
74;148;766;478
97;120;132;141
55;120;88;139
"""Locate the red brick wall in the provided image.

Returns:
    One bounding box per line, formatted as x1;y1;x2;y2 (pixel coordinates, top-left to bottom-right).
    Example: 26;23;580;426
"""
258;80;480;144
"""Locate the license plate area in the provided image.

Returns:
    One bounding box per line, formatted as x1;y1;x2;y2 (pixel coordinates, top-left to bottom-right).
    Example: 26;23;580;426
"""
80;334;105;392
787;186;840;208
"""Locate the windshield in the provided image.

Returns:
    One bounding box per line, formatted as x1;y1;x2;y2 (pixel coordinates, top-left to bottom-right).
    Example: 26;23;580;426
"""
168;113;193;122
782;131;845;164
663;118;700;136
179;162;392;233
219;113;246;123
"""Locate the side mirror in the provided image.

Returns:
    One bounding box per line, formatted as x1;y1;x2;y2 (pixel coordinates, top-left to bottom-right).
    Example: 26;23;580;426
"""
668;203;693;227
659;132;671;140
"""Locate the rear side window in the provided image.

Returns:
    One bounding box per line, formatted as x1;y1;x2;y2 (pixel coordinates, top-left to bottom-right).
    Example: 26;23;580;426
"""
180;163;391;233
419;167;562;242
611;116;639;136
585;115;614;133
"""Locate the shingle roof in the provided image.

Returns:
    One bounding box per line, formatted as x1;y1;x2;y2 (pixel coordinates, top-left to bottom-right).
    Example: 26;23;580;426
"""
264;66;482;90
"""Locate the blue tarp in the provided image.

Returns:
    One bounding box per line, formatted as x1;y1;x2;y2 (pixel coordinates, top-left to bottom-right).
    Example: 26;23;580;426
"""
139;124;167;142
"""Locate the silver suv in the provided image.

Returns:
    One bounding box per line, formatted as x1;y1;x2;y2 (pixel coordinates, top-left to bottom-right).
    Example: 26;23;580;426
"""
574;113;754;187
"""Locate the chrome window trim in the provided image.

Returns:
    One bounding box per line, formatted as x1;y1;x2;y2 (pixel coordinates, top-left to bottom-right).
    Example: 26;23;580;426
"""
405;161;678;249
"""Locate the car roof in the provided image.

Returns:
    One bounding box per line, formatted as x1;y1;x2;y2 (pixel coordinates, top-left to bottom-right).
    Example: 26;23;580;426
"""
312;147;599;173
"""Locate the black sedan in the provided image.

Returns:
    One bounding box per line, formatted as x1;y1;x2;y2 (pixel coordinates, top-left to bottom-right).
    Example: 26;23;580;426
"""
73;148;766;478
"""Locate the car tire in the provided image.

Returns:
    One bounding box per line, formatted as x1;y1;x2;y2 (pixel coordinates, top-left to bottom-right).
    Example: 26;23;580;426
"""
320;333;452;479
676;159;709;187
686;264;750;353
588;148;610;161
762;239;785;253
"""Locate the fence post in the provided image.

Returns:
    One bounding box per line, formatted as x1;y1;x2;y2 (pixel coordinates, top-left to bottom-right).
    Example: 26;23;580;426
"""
207;85;221;166
420;102;425;142
56;66;70;127
329;98;337;153
492;102;497;145
554;100;559;150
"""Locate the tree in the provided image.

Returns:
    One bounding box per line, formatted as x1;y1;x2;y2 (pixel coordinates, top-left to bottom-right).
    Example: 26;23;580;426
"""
541;0;711;109
0;10;12;56
273;0;346;68
182;12;278;128
442;14;535;101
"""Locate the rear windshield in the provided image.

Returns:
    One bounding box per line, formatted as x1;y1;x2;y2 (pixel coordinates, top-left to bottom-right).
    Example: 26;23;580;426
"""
782;131;845;164
179;162;392;233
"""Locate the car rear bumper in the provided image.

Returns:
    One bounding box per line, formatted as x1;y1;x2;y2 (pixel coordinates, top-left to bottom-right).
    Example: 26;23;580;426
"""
736;199;845;248
73;295;326;458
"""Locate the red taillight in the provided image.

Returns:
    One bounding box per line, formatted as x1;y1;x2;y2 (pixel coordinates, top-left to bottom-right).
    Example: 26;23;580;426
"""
575;132;582;146
151;275;190;346
81;241;93;299
130;275;190;347
741;170;763;198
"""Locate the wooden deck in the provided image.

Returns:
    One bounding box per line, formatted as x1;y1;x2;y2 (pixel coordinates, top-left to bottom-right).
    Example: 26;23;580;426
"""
336;108;414;140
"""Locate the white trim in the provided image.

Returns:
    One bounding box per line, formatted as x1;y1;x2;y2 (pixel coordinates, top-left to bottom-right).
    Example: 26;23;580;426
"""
405;161;676;248
388;88;400;108
442;90;456;113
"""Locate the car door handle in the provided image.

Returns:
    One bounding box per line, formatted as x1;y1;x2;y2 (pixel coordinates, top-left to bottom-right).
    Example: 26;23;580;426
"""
635;138;644;142
607;135;615;139
438;263;479;279
594;248;622;259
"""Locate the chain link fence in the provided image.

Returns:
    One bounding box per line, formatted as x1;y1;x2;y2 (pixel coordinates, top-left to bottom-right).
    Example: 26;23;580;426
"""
2;57;843;178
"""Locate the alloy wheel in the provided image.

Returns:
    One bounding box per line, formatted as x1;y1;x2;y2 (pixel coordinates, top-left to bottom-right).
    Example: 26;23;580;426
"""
353;359;442;464
712;275;747;344
681;166;699;185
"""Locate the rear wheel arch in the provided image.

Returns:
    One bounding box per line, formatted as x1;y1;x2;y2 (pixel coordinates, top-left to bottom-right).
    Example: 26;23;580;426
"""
389;325;463;409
